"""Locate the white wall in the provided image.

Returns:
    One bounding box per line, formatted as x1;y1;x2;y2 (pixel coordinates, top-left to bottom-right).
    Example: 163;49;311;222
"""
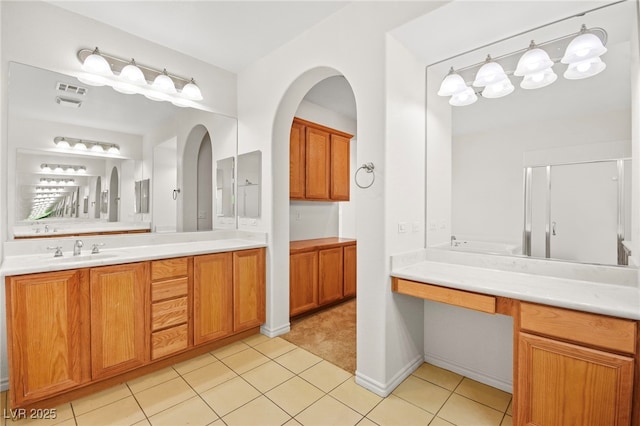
238;2;438;396
0;0;237;390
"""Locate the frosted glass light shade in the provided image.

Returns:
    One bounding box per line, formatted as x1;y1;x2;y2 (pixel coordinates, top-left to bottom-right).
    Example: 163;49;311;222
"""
438;69;467;96
181;79;203;101
520;68;557;89
81;49;113;75
449;86;478;106
482;79;514;98
473;60;508;87
55;138;70;149
119;60;146;84
561;32;607;64
152;70;177;94
514;48;554;76
564;56;606;79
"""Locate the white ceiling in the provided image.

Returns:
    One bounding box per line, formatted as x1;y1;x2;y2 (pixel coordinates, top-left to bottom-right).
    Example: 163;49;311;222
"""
47;1;349;73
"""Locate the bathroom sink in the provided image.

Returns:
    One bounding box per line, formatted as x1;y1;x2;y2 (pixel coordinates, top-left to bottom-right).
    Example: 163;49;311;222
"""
51;252;121;263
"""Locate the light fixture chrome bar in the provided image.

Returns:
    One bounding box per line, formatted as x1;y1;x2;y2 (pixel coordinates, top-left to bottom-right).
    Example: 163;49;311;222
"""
427;0;623;68
54;136;120;153
77;48;192;90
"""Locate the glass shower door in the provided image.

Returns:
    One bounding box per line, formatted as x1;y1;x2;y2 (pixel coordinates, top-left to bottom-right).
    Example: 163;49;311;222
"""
549;161;618;264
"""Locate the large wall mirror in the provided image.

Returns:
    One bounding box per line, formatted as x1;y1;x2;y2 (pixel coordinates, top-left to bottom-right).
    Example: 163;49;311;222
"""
7;62;238;238
426;1;635;266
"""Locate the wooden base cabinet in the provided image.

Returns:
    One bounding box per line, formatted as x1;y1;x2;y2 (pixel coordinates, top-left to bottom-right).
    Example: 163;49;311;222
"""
518;332;634;426
6;270;90;407
6;247;266;410
289;238;356;318
193;252;233;345
90;263;149;380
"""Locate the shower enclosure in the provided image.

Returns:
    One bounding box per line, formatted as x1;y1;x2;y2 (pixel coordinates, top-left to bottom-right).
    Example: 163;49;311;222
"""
522;158;631;265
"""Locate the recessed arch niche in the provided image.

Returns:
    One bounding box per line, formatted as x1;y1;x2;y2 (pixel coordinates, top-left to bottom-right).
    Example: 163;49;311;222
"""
182;124;213;232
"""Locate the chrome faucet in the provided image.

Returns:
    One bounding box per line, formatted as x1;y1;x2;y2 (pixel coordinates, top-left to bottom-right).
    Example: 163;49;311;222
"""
73;240;84;256
44;224;49;233
450;235;456;246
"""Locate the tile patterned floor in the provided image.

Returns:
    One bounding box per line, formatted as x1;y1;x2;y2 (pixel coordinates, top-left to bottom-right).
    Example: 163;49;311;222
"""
1;335;513;426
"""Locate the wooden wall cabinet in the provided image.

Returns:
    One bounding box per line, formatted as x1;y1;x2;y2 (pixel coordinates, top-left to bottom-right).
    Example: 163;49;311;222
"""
6;270;90;407
289;238;356;318
90;262;149;380
290;117;353;201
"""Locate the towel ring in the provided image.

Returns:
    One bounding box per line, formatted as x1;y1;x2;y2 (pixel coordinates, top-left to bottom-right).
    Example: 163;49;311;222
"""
355;162;375;189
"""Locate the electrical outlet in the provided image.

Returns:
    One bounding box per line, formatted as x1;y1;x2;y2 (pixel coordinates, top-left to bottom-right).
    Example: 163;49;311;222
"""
198;210;206;219
398;222;408;233
295;211;301;221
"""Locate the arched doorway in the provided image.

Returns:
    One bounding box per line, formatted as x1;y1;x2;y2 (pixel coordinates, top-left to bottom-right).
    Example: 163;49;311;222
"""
182;124;213;232
108;166;119;222
271;68;358;372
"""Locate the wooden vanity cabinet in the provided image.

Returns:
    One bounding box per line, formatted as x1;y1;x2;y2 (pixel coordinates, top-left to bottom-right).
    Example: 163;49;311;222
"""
343;244;357;297
290;251;319;316
517;302;637;426
290;117;353;201
150;257;192;360
233;248;266;332
193;252;233;345
318;247;344;305
5;270;90;407
90;262;149;380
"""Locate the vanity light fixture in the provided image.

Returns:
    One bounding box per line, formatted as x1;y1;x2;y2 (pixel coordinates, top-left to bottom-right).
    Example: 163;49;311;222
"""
77;47;203;107
54;136;121;156
437;25;607;106
40;163;87;174
40;178;75;185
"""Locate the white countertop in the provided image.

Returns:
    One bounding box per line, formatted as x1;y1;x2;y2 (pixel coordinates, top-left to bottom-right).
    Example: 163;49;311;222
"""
391;249;640;320
1;230;267;276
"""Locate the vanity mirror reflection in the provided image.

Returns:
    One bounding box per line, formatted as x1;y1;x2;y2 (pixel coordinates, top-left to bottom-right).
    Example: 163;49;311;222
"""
426;1;635;266
7;62;238;238
237;150;262;220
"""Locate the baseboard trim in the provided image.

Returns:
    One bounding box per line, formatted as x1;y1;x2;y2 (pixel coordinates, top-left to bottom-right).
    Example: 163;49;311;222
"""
425;352;513;393
260;322;290;338
0;376;8;392
355;353;424;397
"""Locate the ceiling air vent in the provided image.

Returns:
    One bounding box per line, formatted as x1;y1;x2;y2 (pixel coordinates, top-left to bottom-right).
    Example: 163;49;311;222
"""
56;96;82;108
56;82;88;96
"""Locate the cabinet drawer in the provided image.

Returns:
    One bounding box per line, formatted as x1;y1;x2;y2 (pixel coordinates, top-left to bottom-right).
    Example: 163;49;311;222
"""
151;324;188;360
151;277;188;302
152;297;188;331
151;258;189;281
520;302;637;354
392;278;496;314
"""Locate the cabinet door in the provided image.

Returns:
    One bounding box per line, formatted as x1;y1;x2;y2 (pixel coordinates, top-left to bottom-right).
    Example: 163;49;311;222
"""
290;120;306;199
193;253;233;345
343;244;357;298
6;270;90;406
290;251;319;316
90;263;149;380
318;247;343;305
305;126;331;200
330;134;351;201
517;332;634;426
233;248;266;332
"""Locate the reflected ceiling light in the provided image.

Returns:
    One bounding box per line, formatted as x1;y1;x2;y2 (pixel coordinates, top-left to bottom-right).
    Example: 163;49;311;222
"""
449;86;478;106
520;68;558;89
437;24;607;106
40;178;75;185
76;47;203;105
41;163;87;174
438;68;467;97
482;80;515;99
54;136;121;156
564;56;606;80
